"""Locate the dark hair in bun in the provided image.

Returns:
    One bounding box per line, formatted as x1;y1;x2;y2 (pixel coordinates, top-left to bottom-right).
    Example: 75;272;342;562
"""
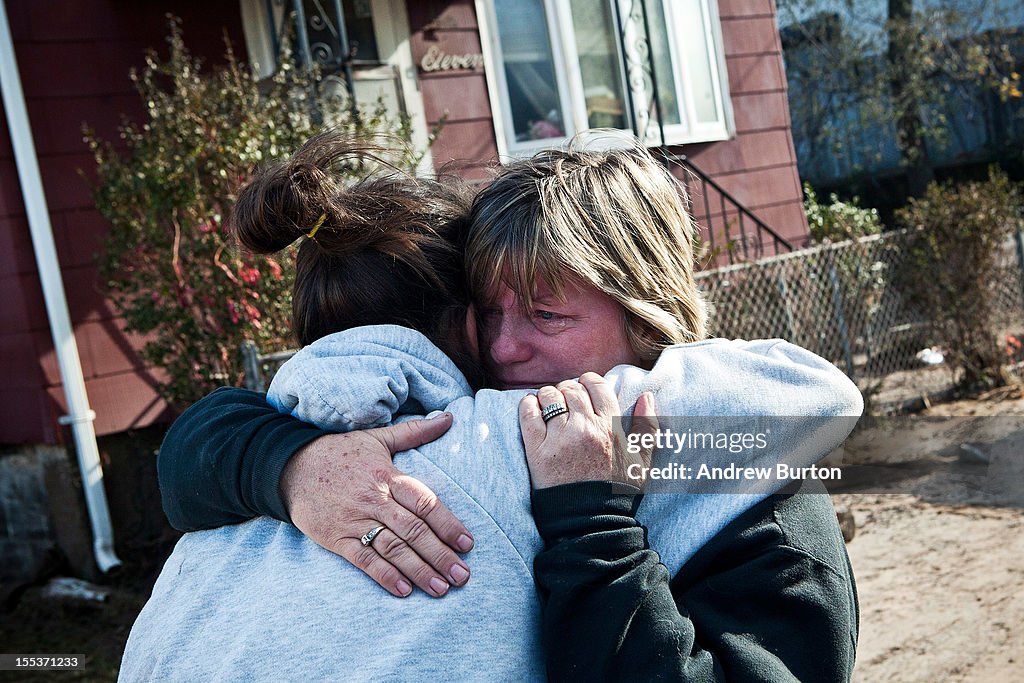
230;130;477;380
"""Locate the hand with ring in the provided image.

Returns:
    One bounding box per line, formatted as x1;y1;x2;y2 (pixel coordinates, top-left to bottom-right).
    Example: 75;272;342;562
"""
519;372;659;489
281;415;473;598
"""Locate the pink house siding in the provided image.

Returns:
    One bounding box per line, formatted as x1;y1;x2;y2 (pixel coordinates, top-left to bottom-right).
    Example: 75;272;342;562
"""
682;0;808;247
0;1;245;444
407;0;499;180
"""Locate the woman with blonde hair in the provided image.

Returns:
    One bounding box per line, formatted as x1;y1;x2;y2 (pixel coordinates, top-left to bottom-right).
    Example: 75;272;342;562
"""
467;141;708;367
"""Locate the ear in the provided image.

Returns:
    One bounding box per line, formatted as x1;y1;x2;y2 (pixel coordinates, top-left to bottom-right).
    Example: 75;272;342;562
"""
465;302;480;363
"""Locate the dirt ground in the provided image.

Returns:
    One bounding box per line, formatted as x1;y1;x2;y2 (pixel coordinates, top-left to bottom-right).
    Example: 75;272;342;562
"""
0;581;146;682
835;387;1024;682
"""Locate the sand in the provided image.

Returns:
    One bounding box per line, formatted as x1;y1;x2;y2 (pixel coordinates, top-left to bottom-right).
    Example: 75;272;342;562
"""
835;389;1024;681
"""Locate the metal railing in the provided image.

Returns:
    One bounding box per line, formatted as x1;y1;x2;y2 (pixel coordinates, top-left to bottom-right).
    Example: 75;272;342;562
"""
262;1;415;132
660;152;797;266
241;340;296;392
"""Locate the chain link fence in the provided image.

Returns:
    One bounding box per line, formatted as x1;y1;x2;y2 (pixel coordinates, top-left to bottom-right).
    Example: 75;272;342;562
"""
697;230;1024;412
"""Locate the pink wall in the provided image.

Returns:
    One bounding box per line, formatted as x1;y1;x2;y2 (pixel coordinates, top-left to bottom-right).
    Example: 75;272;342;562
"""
407;0;498;181
0;1;245;444
683;0;809;249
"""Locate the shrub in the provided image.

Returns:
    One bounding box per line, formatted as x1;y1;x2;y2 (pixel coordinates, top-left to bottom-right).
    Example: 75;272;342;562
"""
804;183;884;244
86;19;423;408
895;168;1024;390
802;184;889;378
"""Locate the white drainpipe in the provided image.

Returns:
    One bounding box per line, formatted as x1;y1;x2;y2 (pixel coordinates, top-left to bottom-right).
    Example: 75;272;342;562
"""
0;0;120;573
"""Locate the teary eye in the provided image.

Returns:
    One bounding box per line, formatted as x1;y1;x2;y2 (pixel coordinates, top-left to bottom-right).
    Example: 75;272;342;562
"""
533;310;570;330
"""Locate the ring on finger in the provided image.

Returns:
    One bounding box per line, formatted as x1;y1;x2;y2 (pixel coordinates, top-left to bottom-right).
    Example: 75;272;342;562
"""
360;524;387;547
541;403;569;423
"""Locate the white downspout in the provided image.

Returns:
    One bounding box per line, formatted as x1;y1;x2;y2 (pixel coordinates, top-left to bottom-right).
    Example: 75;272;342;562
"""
0;0;120;573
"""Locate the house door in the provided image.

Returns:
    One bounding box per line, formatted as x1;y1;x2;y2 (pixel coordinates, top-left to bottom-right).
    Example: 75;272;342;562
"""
240;0;431;158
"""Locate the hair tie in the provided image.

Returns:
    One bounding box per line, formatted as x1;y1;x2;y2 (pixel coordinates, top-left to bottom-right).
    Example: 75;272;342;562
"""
306;213;327;239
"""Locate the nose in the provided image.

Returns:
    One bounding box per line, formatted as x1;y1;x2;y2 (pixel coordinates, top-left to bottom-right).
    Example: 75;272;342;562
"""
487;314;532;366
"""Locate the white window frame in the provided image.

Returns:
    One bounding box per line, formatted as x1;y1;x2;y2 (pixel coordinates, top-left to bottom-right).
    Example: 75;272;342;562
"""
476;0;735;158
239;0;433;170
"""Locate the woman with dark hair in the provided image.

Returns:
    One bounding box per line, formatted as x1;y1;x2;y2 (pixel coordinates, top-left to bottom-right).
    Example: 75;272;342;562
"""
228;134;476;371
128;132;862;680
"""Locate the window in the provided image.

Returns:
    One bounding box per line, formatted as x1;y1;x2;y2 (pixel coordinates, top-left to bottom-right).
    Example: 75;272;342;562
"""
477;0;734;155
240;0;431;156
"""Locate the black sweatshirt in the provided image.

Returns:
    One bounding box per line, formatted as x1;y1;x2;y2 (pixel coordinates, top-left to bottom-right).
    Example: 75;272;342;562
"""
532;481;858;682
158;387;858;682
157;387;321;529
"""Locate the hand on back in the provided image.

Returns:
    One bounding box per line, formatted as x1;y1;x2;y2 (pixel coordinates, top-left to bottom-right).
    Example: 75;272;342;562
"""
281;413;474;597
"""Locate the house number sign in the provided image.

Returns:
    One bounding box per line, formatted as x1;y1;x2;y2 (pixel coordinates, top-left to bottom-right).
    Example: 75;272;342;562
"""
419;44;485;72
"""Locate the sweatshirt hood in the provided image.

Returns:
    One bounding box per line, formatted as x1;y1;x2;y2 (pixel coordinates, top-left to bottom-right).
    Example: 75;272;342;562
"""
267;325;473;431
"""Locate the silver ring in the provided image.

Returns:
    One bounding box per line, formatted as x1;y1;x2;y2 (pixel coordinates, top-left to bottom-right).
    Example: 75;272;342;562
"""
360;525;387;547
541;403;569;423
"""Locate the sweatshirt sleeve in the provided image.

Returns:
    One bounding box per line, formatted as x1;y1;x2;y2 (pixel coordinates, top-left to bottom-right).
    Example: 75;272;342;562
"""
531;481;857;683
157;387;328;531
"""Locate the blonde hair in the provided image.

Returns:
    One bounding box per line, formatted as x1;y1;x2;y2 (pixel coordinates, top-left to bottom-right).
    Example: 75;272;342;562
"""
466;138;708;360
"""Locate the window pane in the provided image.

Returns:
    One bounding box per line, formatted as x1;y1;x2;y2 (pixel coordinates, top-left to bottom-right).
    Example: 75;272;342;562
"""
569;0;627;130
303;0;379;68
644;1;682;126
675;0;720;123
342;0;379;62
494;0;567;141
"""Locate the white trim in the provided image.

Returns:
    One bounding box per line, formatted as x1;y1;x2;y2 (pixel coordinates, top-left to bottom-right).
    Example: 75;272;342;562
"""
662;0;694;140
640;0;732;145
477;0;576;158
707;0;736;139
542;0;575;142
551;0;585;135
478;0;734;158
239;0;278;80
371;0;433;172
675;0;732;140
475;0;511;159
0;0;121;574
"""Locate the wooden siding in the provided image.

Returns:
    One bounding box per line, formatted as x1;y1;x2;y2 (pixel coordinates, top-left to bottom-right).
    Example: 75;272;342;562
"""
407;0;498;180
0;1;245;444
681;0;809;254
